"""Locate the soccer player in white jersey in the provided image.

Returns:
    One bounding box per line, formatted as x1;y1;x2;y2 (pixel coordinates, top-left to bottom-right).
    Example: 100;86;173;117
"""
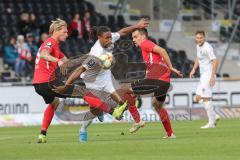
189;30;220;129
54;19;149;142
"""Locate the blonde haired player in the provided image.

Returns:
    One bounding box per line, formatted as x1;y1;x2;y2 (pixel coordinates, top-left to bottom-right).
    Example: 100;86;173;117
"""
189;30;220;129
32;18;69;143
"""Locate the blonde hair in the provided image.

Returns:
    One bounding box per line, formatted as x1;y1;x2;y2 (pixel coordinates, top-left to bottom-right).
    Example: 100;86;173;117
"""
49;18;67;35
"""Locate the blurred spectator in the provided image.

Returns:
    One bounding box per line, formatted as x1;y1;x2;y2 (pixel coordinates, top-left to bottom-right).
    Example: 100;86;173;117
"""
83;11;91;41
15;35;32;77
83;11;91;32
29;13;37;31
18;13;31;36
38;33;49;47
29;13;39;40
68;13;84;39
3;37;18;68
26;33;37;78
26;33;38;57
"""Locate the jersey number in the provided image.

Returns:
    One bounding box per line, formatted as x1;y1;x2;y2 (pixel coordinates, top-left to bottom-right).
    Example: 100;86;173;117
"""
35;49;49;69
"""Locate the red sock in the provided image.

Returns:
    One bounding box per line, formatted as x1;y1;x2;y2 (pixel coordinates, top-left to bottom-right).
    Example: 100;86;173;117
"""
128;105;140;123
83;92;111;113
156;108;173;136
41;104;55;132
123;93;140;123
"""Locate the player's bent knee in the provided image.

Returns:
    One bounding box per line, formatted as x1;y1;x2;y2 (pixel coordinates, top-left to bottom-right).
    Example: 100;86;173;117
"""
111;91;125;104
152;98;158;107
120;83;133;94
152;97;164;109
51;97;60;109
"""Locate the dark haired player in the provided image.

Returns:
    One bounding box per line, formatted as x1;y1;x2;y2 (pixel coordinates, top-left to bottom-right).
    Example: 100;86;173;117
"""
131;28;182;138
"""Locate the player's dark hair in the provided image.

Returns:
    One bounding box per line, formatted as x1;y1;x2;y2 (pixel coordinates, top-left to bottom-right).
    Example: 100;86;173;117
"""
195;30;205;36
132;28;148;37
89;26;111;41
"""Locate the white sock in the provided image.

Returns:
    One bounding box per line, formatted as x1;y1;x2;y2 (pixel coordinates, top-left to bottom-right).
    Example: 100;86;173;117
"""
203;100;216;125
80;120;92;133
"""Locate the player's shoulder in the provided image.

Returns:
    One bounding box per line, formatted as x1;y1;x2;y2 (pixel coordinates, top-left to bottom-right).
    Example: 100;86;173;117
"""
143;39;156;45
90;40;103;56
203;41;213;49
43;37;56;44
140;39;156;49
41;37;56;48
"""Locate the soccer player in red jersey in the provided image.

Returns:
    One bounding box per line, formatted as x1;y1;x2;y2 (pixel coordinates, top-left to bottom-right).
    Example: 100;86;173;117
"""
131;28;182;138
32;18;69;143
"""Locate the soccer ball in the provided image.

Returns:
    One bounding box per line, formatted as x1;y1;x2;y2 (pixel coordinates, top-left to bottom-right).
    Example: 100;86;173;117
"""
98;52;113;69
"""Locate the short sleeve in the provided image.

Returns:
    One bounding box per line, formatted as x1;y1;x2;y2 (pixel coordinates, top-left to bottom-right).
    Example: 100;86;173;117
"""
111;32;120;43
207;44;216;60
140;40;156;53
40;41;54;54
82;55;99;70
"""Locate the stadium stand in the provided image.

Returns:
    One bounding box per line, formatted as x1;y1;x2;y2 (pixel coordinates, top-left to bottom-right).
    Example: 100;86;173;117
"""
1;0;239;82
181;0;240;42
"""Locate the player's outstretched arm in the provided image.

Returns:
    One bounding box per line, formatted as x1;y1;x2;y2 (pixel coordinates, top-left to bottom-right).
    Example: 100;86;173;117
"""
65;66;86;85
118;18;149;36
189;58;199;78
153;45;183;77
40;49;62;64
52;65;86;93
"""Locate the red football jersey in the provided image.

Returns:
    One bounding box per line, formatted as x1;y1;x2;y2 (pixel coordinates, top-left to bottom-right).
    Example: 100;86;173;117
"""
140;39;171;82
32;37;65;84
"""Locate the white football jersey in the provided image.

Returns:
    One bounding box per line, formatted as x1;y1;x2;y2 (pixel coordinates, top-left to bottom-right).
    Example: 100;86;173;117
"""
197;41;216;75
81;32;120;88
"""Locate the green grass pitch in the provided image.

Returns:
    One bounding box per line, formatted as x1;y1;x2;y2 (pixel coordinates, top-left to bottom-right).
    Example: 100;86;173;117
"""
0;119;239;160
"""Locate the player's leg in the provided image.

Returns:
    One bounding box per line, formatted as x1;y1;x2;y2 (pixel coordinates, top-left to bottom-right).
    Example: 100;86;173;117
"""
78;107;103;143
103;75;128;118
83;92;112;113
41;97;59;131
196;80;219;129
79;120;92;143
110;91;126;104
110;88;145;122
85;90;142;122
121;78;171;130
201;98;220;129
34;83;64;143
38;97;59;143
123;94;145;133
83;91;127;119
152;96;175;139
200;98;215;128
